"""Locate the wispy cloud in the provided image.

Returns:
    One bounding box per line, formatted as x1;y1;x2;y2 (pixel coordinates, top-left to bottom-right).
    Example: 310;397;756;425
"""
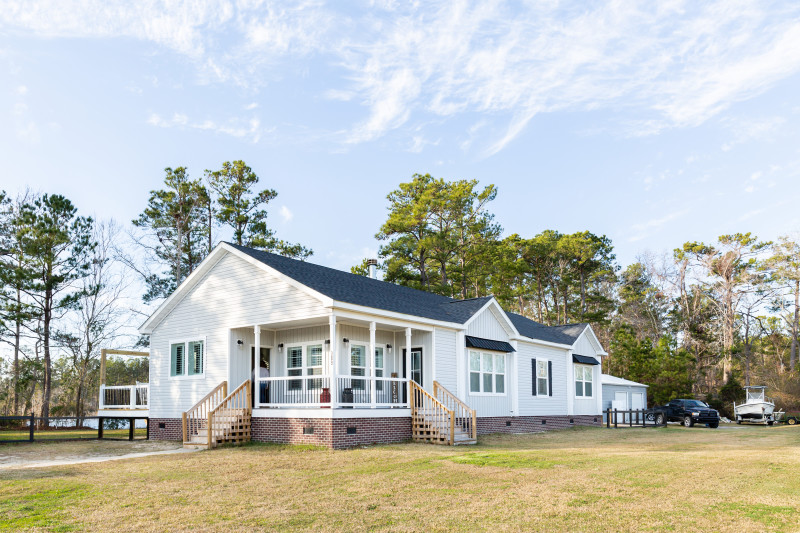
147;112;264;142
629;209;689;242
4;1;800;154
279;205;293;222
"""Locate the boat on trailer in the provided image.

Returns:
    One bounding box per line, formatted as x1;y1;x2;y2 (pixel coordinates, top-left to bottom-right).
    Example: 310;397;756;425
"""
734;386;776;425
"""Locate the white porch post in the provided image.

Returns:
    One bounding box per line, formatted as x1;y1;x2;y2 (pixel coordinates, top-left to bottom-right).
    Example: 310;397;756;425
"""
99;385;105;409
405;327;412;404
129;385;136;409
254;325;261;407
369;322;377;408
330;314;338;408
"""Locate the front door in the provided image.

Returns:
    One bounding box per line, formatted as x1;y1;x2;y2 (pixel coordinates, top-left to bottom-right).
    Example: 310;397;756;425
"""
402;348;423;403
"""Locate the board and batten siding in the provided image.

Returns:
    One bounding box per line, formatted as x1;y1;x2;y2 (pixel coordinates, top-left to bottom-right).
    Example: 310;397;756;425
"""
466;307;512;341
149;252;326;418
573;332;598;357
516;342;569;416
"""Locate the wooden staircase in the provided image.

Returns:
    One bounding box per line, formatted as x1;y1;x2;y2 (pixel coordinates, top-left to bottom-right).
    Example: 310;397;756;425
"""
183;380;251;449
410;381;476;445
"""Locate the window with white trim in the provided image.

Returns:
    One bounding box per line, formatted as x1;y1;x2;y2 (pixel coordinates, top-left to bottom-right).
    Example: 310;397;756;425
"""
170;339;204;377
575;364;593;397
351;344;366;390
287;346;303;391
469;350;506;395
375;346;384;391
307;344;323;389
536;359;549;396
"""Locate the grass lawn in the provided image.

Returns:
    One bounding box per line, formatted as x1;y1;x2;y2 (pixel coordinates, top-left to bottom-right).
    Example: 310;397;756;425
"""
1;425;799;531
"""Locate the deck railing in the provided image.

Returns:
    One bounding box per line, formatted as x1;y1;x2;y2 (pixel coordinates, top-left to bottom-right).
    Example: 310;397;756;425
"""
433;381;476;441
254;375;409;408
410;380;453;444
99;384;149;410
207;380;251;448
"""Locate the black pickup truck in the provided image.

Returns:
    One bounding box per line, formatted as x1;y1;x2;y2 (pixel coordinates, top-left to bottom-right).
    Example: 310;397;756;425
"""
650;399;720;428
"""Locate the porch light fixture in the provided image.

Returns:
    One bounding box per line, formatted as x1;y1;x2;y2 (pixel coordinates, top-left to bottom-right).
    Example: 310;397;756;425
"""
324;339;331;345
278;343;284;353
386;343;392;354
343;338;350;348
237;340;243;345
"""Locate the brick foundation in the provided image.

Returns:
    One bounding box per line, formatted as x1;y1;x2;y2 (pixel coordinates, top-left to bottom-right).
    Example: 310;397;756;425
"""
251;417;412;449
147;414;600;448
476;415;601;435
148;417;183;441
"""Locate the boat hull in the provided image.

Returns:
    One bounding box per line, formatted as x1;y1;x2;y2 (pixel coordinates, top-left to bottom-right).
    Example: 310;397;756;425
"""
734;401;775;419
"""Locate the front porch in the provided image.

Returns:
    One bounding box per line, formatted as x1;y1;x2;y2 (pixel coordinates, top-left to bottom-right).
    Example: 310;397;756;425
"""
230;313;429;411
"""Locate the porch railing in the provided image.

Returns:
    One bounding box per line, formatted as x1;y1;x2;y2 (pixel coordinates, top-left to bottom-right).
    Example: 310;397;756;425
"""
254;375;409;408
99;384;149;410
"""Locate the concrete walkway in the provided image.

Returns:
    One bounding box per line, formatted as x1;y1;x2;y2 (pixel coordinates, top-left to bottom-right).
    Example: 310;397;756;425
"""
0;447;198;470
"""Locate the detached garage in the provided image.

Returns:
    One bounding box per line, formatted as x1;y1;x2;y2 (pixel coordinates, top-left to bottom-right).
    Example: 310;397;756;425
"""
601;374;648;422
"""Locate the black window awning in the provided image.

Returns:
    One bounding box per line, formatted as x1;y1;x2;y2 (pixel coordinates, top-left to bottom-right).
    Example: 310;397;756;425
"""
465;336;515;352
573;354;600;365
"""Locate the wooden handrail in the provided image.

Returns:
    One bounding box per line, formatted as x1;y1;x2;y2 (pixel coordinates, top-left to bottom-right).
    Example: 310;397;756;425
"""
182;381;227;444
207;380;252;448
410;380;455;445
433;381;477;441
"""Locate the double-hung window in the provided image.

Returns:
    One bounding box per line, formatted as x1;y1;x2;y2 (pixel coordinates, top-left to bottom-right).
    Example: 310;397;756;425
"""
375;347;384;391
575;364;593;397
469;351;506;395
306;344;323;389
170;339;204;377
287;346;303;391
351;344;367;390
536;360;549;396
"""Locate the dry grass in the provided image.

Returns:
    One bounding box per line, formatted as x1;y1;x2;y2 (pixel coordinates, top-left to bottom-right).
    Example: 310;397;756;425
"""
1;425;800;532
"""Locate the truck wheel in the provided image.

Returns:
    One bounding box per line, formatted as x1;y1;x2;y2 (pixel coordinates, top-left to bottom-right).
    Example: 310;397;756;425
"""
709;422;719;428
788;418;797;426
683;416;694;427
655;413;665;425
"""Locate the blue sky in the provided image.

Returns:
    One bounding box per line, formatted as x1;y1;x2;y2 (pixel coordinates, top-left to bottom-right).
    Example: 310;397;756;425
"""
2;1;800;272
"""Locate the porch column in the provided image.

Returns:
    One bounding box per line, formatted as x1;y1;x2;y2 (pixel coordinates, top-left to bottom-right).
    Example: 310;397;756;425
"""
405;327;412;405
254;325;261;407
330;314;338;408
369;322;377;408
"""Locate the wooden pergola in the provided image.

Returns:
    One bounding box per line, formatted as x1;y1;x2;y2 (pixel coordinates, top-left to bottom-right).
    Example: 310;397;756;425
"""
99;349;149;386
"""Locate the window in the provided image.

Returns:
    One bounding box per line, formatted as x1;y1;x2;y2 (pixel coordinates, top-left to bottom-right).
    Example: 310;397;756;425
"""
536;360;548;396
287;346;303;391
170;339;204;377
469;350;506;395
574;364;593;397
306;344;323;389
375;346;384;391
351;344;366;390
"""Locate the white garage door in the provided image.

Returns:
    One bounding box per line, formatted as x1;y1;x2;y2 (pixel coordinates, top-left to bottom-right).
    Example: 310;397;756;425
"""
631;392;644;411
613;391;628;422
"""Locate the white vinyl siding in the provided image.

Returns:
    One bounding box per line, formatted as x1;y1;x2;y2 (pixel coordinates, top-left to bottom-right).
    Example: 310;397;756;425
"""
149;252;325;418
516;342;568;416
433;328;457;392
466;307;512;341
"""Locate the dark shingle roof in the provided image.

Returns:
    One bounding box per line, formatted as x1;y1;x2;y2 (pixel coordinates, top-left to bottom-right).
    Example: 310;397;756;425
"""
229;243;584;346
229;243;492;323
507;312;587;345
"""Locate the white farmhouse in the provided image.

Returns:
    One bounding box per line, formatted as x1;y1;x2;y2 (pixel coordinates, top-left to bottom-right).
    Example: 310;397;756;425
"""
134;242;607;449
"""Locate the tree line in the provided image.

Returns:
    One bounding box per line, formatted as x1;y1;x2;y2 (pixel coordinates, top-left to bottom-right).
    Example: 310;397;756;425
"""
355;174;800;412
0;160;309;419
1;168;798;418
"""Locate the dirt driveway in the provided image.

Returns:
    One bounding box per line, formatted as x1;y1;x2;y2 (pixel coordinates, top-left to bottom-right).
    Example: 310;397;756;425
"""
0;439;190;469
